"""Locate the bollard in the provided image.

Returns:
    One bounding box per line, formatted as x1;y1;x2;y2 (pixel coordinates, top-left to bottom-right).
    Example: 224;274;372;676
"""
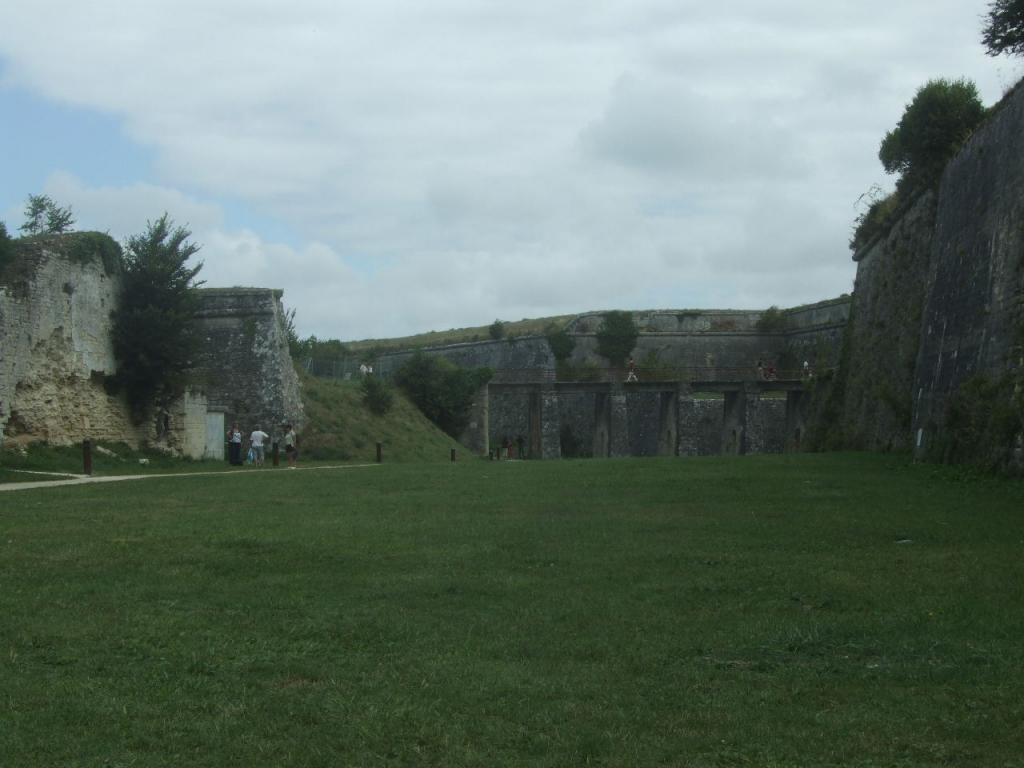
272;441;280;467
82;439;93;476
376;442;383;463
450;448;456;462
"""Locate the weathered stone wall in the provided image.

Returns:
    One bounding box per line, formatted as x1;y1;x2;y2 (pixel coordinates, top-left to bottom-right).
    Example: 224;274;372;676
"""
912;83;1024;456
193;288;305;445
0;244;148;447
840;192;937;451
1;245;303;455
369;299;850;382
678;398;725;456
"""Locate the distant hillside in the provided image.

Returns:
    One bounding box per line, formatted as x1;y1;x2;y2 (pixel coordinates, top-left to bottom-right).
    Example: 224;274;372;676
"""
344;314;577;352
297;368;469;462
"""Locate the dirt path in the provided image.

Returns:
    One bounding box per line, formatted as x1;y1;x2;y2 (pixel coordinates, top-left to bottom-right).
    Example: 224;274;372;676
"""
0;464;379;492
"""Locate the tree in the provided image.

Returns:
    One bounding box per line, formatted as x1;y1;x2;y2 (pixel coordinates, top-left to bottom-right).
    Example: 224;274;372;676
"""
879;79;986;194
982;0;1024;57
544;323;575;362
595;311;639;367
0;221;12;269
110;214;204;421
19;194;75;236
488;318;506;340
394;352;492;437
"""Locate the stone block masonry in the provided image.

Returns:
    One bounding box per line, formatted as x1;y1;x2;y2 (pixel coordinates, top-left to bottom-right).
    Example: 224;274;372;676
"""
192;288;304;446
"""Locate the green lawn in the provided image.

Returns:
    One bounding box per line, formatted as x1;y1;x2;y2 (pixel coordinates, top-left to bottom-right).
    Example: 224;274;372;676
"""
1;453;1022;767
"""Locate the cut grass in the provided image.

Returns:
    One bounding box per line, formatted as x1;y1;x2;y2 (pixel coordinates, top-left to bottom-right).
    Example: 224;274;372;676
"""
1;453;1022;766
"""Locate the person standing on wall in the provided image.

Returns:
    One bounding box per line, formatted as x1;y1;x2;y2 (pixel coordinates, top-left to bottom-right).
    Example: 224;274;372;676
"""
249;425;270;467
284;424;298;469
227;422;243;465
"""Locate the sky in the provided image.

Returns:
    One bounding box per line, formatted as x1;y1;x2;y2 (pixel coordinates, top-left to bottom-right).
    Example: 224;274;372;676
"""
1;2;1021;341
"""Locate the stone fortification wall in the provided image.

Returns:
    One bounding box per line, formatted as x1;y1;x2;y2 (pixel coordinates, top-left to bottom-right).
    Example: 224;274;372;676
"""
375;336;553;379
0;243;147;447
831;81;1024;462
369;299;850;381
840;192;937;450
193;288;305;443
912;83;1024;456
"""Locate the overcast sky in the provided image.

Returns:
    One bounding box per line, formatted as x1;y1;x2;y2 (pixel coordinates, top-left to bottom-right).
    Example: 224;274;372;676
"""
1;2;1021;340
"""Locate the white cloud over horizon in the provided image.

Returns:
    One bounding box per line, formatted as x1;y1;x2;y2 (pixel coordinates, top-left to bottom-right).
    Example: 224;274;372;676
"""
1;1;1021;340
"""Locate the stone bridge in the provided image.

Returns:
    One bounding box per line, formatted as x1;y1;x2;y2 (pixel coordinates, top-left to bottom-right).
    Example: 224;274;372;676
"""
462;369;810;460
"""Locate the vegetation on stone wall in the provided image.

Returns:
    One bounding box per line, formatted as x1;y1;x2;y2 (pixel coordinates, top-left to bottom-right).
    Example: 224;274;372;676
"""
488;319;506;340
595;311;639;366
544;322;575;362
849;189;901;253
880;78;987;195
394;352;493;438
982;0;1024;57
19;194;75;236
109;215;204;422
934;373;1022;472
755;306;789;333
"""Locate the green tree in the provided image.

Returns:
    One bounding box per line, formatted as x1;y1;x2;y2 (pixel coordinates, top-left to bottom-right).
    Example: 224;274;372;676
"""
879;79;986;194
19;194;76;236
0;221;13;271
544;323;575;362
488;318;506;340
110;215;204;421
361;374;395;416
982;0;1024;56
394;352;492;438
595;311;638;367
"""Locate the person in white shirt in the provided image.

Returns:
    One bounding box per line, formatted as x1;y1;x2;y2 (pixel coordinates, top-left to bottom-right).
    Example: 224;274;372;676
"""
249;426;270;467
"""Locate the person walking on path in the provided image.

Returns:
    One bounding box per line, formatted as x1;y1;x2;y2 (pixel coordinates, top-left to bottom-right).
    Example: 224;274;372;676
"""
249;426;270;467
284;424;298;469
226;422;243;465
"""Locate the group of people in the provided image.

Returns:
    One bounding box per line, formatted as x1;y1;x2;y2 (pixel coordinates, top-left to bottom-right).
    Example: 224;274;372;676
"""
226;422;299;469
756;360;778;380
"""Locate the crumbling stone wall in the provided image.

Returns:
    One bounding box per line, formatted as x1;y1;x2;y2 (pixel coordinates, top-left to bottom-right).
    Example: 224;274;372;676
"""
0;246;147;447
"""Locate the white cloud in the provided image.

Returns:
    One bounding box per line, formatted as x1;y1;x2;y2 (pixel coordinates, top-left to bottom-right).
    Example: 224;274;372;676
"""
2;1;1021;339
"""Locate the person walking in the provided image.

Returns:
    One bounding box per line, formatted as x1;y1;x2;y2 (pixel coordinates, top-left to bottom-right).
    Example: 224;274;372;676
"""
249;425;270;467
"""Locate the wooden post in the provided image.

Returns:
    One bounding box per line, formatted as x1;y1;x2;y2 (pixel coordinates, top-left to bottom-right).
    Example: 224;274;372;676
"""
376;442;383;463
272;441;280;467
82;439;93;476
450;448;456;462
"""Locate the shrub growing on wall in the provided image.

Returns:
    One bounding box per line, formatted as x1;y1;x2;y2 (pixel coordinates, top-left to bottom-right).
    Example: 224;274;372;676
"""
19;194;75;236
595;311;638;367
879;79;986;195
394;352;492;438
545;323;575;362
110;215;204;422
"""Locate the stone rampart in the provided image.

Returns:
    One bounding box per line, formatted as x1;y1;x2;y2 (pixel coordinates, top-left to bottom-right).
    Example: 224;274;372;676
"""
193;288;305;444
912;83;1024;457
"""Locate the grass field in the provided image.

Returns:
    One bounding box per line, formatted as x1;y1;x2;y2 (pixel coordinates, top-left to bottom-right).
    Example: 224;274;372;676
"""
2;453;1022;766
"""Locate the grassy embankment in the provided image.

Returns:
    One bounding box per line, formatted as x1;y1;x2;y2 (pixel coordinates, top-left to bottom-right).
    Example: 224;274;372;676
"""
2;452;1022;766
0;370;464;483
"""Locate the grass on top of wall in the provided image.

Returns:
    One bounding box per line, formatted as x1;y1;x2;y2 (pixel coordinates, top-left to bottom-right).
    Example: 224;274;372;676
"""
2;452;1023;767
